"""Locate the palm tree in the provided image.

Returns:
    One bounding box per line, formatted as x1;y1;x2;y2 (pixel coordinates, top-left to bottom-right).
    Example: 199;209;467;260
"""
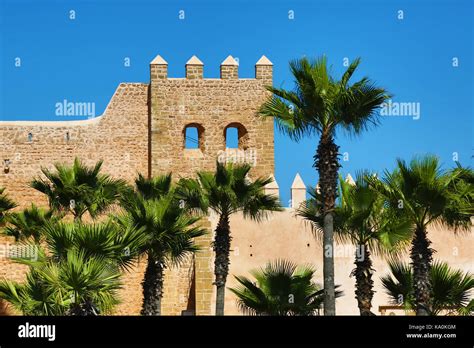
178;161;282;315
30;158;127;222
0;220;145;315
3;204;59;243
119;173;206;316
298;174;412;315
368;156;473;315
40;220;147;271
0;250;122;316
259;56;390;315
229;259;343;315
381;260;474;315
0;187;16;226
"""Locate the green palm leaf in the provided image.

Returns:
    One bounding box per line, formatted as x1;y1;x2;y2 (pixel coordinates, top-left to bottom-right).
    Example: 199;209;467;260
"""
229;259;343;316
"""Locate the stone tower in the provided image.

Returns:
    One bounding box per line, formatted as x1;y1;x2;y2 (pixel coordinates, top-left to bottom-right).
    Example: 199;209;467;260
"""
149;54;275;179
148;54;276;315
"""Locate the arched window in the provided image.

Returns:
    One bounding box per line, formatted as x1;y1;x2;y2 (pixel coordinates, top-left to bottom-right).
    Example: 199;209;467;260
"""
225;127;238;148
183;123;205;151
224;123;248;150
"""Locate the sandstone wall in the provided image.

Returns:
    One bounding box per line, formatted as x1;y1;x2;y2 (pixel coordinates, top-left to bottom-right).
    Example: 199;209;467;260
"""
0;83;150;314
149;56;274;180
1;55;470;317
0;83;149;207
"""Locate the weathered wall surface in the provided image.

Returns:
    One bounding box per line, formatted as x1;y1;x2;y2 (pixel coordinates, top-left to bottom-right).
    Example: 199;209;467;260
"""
212;210;474;315
149;56;274;180
0;56;472;316
147;56;276;315
114;210;474;316
0;82;151;315
0;83;149;207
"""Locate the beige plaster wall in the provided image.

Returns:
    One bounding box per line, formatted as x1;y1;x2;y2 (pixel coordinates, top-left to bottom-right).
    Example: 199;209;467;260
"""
206;210;474;315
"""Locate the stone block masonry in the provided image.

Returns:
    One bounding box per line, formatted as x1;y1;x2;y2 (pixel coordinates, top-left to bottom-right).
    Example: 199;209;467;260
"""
0;54;276;315
0;83;149;207
149;54;275;180
0;54;472;315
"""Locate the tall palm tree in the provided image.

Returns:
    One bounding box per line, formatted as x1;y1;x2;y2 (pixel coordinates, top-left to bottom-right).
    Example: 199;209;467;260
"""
119;173;206;316
259;56;390;315
178;161;282;315
229;259;343;316
30;158;127;221
368;156;473;315
381;260;474;315
298;174;412;315
0;187;16;226
3;204;59;243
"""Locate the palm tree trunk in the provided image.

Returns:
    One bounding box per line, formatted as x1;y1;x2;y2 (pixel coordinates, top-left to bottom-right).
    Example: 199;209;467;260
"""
214;213;231;316
67;300;99;316
141;253;165;316
410;226;433;316
353;244;375;316
315;136;340;316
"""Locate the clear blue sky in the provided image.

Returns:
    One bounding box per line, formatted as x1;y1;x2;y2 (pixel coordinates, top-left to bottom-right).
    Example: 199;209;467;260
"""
1;0;472;205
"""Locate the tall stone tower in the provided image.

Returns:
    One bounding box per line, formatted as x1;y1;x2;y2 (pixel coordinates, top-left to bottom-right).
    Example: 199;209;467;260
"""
148;54;276;315
149;54;275;179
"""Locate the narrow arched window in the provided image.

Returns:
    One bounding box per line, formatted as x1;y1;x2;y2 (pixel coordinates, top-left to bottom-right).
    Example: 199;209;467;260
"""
225;127;238;149
183;123;205;151
224;123;248;150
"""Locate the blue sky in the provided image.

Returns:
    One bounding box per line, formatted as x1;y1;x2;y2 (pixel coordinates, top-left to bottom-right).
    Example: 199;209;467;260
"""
1;0;472;205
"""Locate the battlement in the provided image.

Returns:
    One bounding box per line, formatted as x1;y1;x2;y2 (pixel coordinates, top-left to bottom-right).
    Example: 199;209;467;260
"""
148;53;275;180
149;54;273;82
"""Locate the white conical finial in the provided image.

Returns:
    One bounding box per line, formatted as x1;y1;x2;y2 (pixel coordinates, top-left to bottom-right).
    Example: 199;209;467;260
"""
291;173;306;208
150;54;168;65
345;173;356;186
221;55;239;66
291;173;305;189
265;174;280;199
186;55;204;65
255;55;273;66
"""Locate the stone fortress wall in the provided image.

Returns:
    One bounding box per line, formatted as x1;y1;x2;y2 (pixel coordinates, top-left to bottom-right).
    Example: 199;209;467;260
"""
0;82;151;315
0;55;472;315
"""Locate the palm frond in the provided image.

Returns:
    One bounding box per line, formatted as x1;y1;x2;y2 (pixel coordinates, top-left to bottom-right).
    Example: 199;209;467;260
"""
229;259;343;316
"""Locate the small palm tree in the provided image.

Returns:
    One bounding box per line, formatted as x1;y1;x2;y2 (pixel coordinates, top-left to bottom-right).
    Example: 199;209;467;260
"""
30;158;127;221
40;220;146;271
0;187;16;226
61;250;122;316
298;174;412;315
368;156;473;315
178;161;282;315
229;259;343;316
3;204;59;243
0;250;121;316
119;173;206;316
0;264;69;316
381;260;474;315
0;220;145;315
259;56;390;315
